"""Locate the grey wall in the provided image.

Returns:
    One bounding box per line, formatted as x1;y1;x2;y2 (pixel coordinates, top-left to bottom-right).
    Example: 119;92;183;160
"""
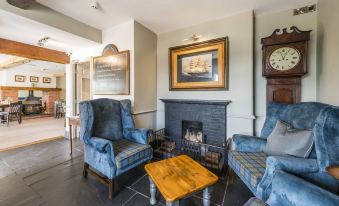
133;22;157;129
156;11;254;138
254;9;318;135
317;0;339;105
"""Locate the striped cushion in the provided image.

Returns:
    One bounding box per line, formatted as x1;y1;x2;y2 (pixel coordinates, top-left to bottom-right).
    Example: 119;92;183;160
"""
113;139;152;171
228;151;266;190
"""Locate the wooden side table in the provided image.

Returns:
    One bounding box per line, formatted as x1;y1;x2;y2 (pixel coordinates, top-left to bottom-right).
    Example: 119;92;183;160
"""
145;155;218;206
327;166;339;195
68;116;80;155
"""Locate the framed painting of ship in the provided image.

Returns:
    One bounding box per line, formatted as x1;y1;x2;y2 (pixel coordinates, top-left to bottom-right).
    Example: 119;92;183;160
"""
169;37;228;90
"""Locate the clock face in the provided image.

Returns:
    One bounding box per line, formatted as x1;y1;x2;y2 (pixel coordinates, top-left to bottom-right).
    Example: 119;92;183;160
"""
269;47;301;71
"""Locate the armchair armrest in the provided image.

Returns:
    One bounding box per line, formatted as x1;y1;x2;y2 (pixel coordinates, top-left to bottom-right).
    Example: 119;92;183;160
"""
267;170;339;206
233;134;267;152
123;128;153;144
87;137;116;166
257;156;319;200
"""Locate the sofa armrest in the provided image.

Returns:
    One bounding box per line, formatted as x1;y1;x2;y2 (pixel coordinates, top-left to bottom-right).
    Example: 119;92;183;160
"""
267;170;339;206
257;156;319;200
123;128;153;144
266;156;319;174
233;134;267;152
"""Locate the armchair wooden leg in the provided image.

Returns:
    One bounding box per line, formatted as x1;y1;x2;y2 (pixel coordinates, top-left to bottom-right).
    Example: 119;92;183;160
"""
83;163;89;178
227;166;235;184
108;179;114;200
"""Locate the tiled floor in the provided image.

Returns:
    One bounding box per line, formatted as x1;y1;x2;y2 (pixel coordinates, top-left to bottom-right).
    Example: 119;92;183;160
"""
0;138;253;206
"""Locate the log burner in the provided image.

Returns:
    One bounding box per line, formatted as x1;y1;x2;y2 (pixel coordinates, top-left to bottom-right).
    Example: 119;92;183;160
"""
22;90;45;115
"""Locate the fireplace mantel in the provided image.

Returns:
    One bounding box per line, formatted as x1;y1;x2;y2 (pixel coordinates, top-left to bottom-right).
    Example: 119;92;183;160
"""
0;86;61;92
161;99;231;106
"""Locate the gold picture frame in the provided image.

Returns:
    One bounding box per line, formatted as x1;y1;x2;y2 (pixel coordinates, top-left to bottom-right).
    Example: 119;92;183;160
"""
92;50;130;95
169;37;228;90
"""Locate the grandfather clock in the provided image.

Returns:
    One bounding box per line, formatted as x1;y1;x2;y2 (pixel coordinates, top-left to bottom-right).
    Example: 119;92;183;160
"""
262;26;311;104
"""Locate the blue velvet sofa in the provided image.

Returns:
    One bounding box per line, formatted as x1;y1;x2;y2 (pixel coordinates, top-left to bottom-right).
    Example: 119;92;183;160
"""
79;98;153;199
244;170;339;206
228;102;339;200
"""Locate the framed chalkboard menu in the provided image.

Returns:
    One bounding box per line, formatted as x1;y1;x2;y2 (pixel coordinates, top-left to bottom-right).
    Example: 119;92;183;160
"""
93;50;130;95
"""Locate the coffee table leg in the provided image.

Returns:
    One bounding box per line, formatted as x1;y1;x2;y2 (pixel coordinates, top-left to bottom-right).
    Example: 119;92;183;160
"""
166;201;179;206
149;176;157;205
203;186;212;206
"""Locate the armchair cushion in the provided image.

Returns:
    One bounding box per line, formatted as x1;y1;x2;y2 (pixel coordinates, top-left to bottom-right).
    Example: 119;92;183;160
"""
264;120;314;158
91;99;123;141
233;134;267;153
228;151;266;192
113;139;152;174
123;128;152;144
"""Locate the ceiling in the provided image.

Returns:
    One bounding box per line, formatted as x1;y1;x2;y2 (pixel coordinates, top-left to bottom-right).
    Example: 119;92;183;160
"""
38;0;316;34
0;9;99;52
0;54;65;75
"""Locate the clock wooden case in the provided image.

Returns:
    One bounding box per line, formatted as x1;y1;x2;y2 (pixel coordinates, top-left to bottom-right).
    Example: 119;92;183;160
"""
262;26;311;104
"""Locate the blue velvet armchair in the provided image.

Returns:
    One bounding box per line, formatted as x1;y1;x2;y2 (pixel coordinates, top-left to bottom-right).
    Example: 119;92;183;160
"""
228;102;339;201
79;98;153;199
244;170;339;206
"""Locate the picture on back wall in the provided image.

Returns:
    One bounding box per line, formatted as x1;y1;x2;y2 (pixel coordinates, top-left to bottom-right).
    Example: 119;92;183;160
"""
169;37;228;90
15;75;25;82
30;76;39;83
43;77;52;83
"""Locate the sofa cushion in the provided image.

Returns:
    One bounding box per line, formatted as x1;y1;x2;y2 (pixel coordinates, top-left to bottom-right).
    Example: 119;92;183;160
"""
113;139;152;172
228;151;266;190
264;120;314;158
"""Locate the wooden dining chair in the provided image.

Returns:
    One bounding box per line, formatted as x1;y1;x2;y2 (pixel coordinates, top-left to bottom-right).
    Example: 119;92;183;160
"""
0;102;22;127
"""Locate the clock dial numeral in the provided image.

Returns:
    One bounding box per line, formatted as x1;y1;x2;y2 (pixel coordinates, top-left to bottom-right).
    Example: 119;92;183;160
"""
269;47;301;71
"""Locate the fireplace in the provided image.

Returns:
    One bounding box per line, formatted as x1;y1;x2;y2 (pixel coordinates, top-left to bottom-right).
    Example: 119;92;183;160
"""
22;90;45;115
152;99;232;175
182;120;204;143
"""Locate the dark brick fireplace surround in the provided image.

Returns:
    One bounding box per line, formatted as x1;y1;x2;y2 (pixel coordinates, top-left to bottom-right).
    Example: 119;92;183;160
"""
161;99;231;147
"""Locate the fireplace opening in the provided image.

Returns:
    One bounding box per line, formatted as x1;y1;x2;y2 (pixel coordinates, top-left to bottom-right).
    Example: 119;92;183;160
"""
182;120;204;143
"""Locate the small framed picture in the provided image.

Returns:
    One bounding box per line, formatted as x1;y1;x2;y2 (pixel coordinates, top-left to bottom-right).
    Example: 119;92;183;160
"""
15;75;25;82
43;77;52;83
30;76;39;83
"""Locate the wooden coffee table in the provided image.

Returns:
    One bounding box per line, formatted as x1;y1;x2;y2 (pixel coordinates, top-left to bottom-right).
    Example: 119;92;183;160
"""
145;155;218;206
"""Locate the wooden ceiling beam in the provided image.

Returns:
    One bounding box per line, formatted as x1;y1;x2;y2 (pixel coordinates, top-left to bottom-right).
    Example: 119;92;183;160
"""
0;56;33;69
0;38;70;64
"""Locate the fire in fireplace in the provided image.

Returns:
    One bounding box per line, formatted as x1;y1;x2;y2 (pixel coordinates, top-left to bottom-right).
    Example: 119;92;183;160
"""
182;120;204;143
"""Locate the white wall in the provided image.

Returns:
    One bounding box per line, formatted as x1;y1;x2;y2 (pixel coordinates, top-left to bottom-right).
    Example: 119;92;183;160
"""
70;20;157;129
317;0;339;105
254;9;318;135
0;69;56;88
56;76;66;99
156;11;254;138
